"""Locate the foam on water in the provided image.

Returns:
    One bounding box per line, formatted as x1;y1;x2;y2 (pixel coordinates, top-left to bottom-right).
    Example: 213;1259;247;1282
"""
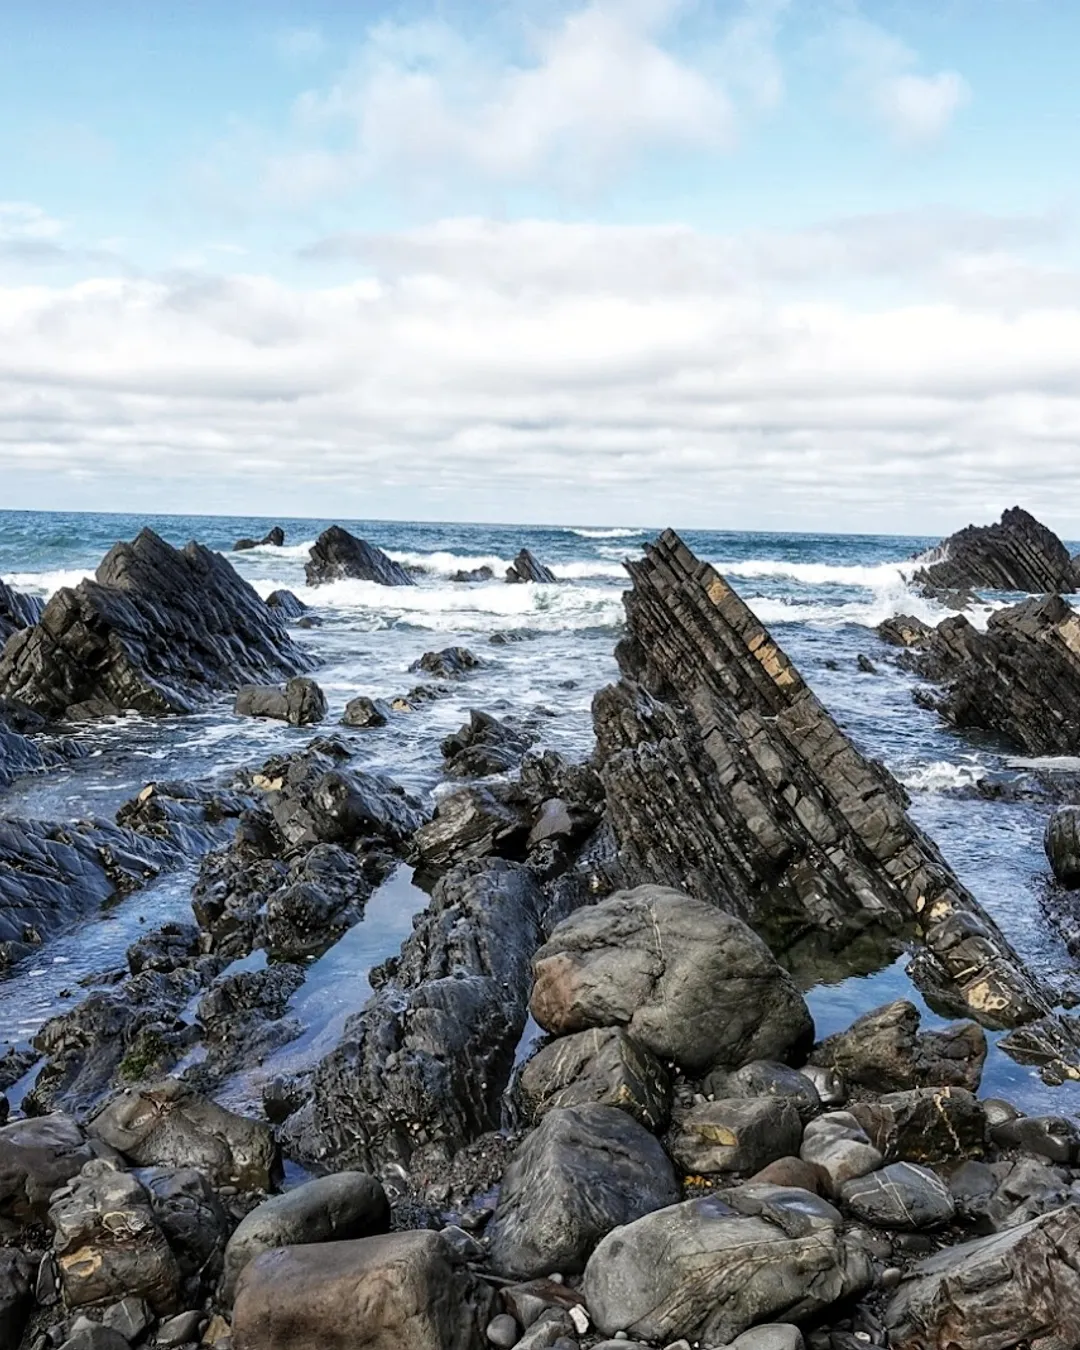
718;557;920;588
566;527;644;539
385;549;511;576
897;759;986;793
3;567;95;597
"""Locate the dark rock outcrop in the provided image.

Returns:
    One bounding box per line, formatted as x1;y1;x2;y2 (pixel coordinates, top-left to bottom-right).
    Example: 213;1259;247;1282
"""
341;695;391;728
0;528;315;719
912;507;1078;594
451;565;494;583
234;527;285;551
265;589;308;619
0;578;43;644
408;646;480;680
808;1000;987;1093
441;709;534;778
506;550;557;584
234;677;327;726
304;527;414;587
518;1027;671;1131
0;698;59;789
592;530;1054;1039
1046;807;1080;887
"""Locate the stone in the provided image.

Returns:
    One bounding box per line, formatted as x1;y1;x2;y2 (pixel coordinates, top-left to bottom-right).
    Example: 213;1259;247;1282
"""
877;614;936;649
101;1295;153;1342
502;1279;587;1330
0;1248;34;1348
850;1087;986;1165
506;550;557;584
49;1159;181;1314
670;1097;803;1176
265;589;307;619
156;1310;203;1345
584;1193;873;1346
990;1113;1080;1164
704;1061;822;1123
340;696;390;728
800;1065;846;1107
886;1204;1080;1350
750;1157;823;1193
141;1166;231;1288
409;647;480;680
840;1162;955;1230
591;531;1051;1035
58;1329;132;1350
441;710;535;778
487;1314;520;1347
0;1111;95;1230
800;1113;883;1195
231;1231;496;1350
912;506;1078;594
409;785;529;872
221;1171;390;1304
809;1002;986;1093
234;527;285;551
452;566;495;583
518;1027;671;1131
530;885;814;1076
489;1104;679;1278
732;1328;806;1350
89;1079;279;1190
985;1155;1076;1232
0;528;315;720
1046;806;1080;887
304;527;414;587
0;577;43;644
234;678;326;726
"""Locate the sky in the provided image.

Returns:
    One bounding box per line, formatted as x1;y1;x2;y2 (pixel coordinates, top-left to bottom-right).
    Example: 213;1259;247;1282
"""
2;0;1080;534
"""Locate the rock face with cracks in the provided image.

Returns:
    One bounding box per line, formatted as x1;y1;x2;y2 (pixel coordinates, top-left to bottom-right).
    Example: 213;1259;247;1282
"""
911;506;1079;594
304;526;414;587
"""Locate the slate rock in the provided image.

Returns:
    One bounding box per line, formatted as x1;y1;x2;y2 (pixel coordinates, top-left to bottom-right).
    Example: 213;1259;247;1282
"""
518;1027;671;1131
0;1247;34;1348
340;696;390;728
140;1166;231;1288
809;1001;986;1093
850;1087;986;1165
990;1113;1080;1164
670;1097;803;1176
409;647;480;680
234;527;285;551
234;677;326;726
265;589;307;619
506;550;557;584
441;710;534;778
841;1162;955;1230
704;1061;822;1123
911;506;1078;594
0;1111;94;1230
304;527;414;587
800;1113;883;1196
1046;806;1080;888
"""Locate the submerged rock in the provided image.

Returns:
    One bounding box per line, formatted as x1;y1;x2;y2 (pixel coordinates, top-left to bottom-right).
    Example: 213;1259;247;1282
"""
506;549;557;584
809;1000;987;1093
591;530;1054;1039
304;526;414;587
234;526;285;551
912;506;1078;594
0;528;315;719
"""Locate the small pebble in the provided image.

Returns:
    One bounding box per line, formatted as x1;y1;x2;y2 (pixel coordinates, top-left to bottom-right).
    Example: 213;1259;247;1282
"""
569;1305;589;1334
548;1272;565;1284
487;1313;520;1348
880;1266;903;1291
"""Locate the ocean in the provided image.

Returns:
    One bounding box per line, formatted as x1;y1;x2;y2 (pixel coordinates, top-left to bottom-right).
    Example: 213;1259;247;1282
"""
1;508;1078;1116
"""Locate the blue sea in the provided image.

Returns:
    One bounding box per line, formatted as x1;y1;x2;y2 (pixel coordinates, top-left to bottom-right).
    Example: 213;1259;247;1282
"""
2;508;1078;1116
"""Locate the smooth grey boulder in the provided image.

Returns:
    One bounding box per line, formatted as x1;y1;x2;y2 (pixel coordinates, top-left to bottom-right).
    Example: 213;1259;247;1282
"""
583;1192;873;1345
800;1112;883;1195
235;676;327;726
732;1327;805;1350
49;1159;181;1314
341;695;391;728
991;1113;1080;1163
1046;806;1080;887
89;1078;279;1190
809;1001;987;1093
232;1231;496;1350
518;1027;671;1131
886;1204;1080;1350
530;886;813;1075
0;1111;95;1231
840;1162;955;1230
670;1098;803;1176
221;1171;390;1304
704;1061;822;1124
489;1104;679;1278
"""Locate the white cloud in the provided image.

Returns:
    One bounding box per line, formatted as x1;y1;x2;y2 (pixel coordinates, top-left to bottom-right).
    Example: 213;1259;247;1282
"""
4;213;1080;531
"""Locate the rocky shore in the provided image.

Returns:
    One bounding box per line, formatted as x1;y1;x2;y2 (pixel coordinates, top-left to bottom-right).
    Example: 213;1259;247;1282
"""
4;519;1080;1350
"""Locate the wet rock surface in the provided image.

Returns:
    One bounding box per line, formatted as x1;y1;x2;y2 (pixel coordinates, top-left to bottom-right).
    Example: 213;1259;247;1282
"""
506;550;557;584
234;527;285;551
304;526;414;587
912;506;1079;594
808;1000;987;1093
234;677;327;726
517;1027;671;1131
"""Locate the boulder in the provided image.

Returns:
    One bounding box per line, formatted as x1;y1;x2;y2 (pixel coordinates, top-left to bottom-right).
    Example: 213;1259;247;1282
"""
0;1248;34;1348
991;1113;1080;1164
234;677;327;726
506;550;557;584
530;885;813;1075
0;528;316;719
808;1001;986;1093
488;1105;679;1278
911;506;1078;594
265;589;308;619
341;695;391;728
49;1159;181;1313
840;1162;955;1229
88;1079;279;1190
592;531;1050;1035
304;527;414;587
850;1087;986;1165
703;1061;822;1124
800;1112;883;1195
231;1231;496;1350
441;709;535;778
876;614;936;649
451;565;494;583
518;1027;671;1131
0;1111;95;1230
234;526;285;550
670;1098;803;1176
141;1165;232;1290
0;577;43;644
1046;806;1080;887
408;646;481;680
885;1204;1080;1350
221;1172;390;1304
584;1192;873;1345
410;785;529;872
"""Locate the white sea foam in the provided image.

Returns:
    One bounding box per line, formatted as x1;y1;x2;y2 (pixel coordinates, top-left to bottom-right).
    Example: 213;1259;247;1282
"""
896;760;985;793
717;558;920;588
385;549;510;577
551;561;628;580
230;539;316;560
3;567;94;597
566;527;644;539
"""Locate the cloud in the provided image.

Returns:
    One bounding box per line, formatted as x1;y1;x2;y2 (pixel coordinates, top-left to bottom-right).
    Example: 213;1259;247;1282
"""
4;212;1080;530
275;26;327;62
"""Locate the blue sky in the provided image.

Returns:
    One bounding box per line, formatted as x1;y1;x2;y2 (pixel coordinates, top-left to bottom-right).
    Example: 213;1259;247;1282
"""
3;0;1080;532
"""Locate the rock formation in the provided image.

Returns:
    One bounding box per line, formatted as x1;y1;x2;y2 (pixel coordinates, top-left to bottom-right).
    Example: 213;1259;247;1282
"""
0;528;315;720
304;526;414;586
912;506;1079;593
0;579;42;646
233;527;285;551
506;550;557;584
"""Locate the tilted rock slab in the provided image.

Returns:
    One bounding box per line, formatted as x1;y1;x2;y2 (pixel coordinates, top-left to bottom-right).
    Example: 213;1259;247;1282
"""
592;530;1049;1033
0;528;315;719
912;506;1079;594
304;526;414;587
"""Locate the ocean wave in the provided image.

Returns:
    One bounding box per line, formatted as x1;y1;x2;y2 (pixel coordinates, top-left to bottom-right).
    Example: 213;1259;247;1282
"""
896;759;985;793
385;549;510;577
717;558;919;588
551;561;628;580
566;527;644;540
228;540;316;560
746;582;1000;632
3;567;94;596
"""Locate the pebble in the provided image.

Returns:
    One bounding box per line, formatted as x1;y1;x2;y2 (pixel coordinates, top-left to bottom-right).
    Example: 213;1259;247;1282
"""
569;1305;590;1334
880;1266;904;1291
487;1314;520;1348
155;1312;204;1347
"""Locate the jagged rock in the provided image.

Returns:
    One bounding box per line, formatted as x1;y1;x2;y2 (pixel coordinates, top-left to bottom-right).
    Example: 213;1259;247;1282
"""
0;697;59;789
196;964;305;1069
530;885;813;1075
800;1112;883;1195
262;845;372;959
285;860;561;1173
49;1159;181;1314
0;577;43;644
231;1231;497;1350
0;528;315;719
489;1105;679;1278
885;1205;1080;1350
518;1027;671;1131
1046;807;1080;887
265;589;307;618
584;1191;873;1345
451;565;494;583
912;506;1078;594
905;595;1080;754
0;1248;35;1347
441;709;535;777
592;530;1054;1041
0;1112;94;1231
991;1113;1080;1164
841;1162;955;1230
114;779;250;852
808;1001;986;1093
409;646;481;680
234;677;327;726
141;1167;231;1292
101;1294;154;1342
410;785;529;872
89;1079;279;1190
703;1062;822;1124
671;1098;804;1176
304;527;414;587
0;815;173;968
876;614;936;649
127;922;200;975
341;695;391;728
221;1172;390;1305
982;1155;1080;1232
850;1087;986;1165
234;527;285;551
506;550;556;584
